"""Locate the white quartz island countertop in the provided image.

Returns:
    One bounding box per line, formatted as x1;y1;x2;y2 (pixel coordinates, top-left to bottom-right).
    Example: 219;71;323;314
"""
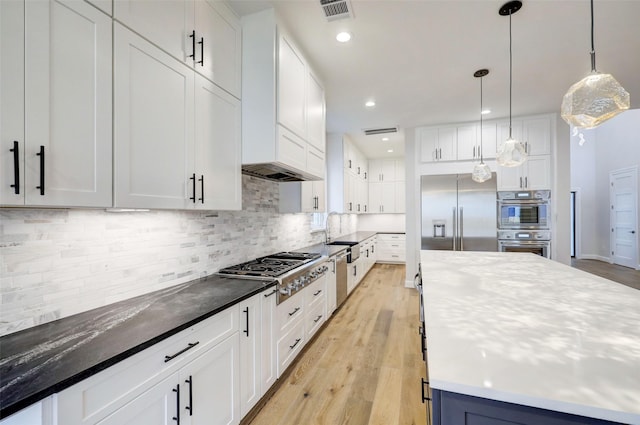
420;250;640;425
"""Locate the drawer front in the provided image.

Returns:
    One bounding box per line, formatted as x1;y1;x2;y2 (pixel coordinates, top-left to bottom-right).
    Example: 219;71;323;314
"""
377;248;406;263
377;233;405;243
277;320;305;377
57;306;239;425
276;294;305;334
304;277;326;310
305;301;325;341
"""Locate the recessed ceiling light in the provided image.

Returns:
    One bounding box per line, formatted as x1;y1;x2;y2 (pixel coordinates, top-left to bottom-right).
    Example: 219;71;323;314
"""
481;109;491;115
382;137;389;141
336;32;352;43
365;100;376;108
387;149;394;153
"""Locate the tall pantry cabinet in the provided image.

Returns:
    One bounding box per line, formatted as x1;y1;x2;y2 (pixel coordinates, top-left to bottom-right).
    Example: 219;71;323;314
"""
0;0;112;207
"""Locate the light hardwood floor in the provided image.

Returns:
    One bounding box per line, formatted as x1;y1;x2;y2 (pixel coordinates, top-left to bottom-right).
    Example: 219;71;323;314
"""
243;264;426;425
571;258;640;290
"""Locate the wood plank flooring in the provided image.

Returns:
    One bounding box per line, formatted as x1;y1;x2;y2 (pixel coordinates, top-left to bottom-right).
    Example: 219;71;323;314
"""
571;258;640;290
243;264;426;425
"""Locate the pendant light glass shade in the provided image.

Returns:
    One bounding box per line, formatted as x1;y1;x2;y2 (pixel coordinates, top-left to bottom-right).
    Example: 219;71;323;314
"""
472;69;492;183
561;0;629;129
496;1;526;168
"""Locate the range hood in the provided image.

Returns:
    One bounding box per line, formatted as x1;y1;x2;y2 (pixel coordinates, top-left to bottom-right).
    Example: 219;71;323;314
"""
242;163;320;182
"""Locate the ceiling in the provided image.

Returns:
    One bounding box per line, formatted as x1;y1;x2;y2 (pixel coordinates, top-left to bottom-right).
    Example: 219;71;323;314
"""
228;0;640;159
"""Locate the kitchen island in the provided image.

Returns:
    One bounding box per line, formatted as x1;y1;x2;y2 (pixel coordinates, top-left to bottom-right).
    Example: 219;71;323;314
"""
420;250;640;425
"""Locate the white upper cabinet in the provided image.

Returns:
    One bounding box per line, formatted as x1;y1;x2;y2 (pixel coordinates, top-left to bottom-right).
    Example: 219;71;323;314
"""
1;0;112;207
418;127;456;162
497;155;551;191
114;0;241;98
368;159;404;182
114;25;241;211
457;123;497;161
522;117;551;156
278;34;307;139
241;9;326;180
278;180;325;213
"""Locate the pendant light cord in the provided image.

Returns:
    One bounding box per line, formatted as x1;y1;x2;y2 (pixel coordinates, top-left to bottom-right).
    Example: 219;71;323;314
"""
480;76;485;163
590;0;596;72
508;10;513;139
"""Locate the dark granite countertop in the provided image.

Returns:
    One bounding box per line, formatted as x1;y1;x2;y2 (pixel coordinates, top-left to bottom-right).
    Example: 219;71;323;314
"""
0;275;275;419
293;242;348;257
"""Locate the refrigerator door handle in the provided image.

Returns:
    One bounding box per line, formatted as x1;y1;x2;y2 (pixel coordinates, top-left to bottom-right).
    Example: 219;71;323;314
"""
459;207;464;251
452;207;457;250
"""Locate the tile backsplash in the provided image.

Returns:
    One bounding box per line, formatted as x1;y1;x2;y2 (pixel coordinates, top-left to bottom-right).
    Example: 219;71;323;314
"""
0;176;356;336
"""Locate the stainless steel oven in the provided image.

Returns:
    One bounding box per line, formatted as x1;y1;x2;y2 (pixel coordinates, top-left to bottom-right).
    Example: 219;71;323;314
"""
498;230;551;258
497;190;550;230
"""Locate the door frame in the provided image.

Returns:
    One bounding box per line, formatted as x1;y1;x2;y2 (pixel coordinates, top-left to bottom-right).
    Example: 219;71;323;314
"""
609;166;639;270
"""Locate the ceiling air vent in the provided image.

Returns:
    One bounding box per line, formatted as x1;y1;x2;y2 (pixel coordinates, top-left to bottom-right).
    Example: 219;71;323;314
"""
320;0;354;21
363;127;399;136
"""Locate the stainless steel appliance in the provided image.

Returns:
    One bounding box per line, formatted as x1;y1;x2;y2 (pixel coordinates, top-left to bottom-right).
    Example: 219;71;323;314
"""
334;252;348;308
497;190;550;230
498;230;551;258
421;173;498;251
328;241;360;263
217;252;328;304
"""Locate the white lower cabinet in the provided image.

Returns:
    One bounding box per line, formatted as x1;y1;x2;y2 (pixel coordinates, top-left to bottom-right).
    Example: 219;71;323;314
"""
57;307;239;425
98;335;240;425
260;288;278;395
304;276;327;340
376;233;406;263
0;398;54;425
239;293;261;417
276;320;305;378
326;256;338;316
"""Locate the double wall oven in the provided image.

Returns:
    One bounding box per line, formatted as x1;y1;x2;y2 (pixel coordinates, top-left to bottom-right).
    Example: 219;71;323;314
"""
497;190;551;258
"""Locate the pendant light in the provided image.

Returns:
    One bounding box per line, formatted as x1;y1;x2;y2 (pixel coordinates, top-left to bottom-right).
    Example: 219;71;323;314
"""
561;0;629;129
496;1;527;168
472;69;492;183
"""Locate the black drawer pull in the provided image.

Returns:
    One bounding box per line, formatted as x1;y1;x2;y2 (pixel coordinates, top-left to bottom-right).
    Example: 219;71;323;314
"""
288;307;300;317
188;30;195;60
172;384;180;424
36;145;44;195
264;288;277;297
243;307;249;337
313;290;322;296
421;378;431;403
10;141;20;194
164;341;199;363
189;173;196;202
197;37;204;65
198;175;204;203
185;375;193;416
289;338;301;350
314;315;322;323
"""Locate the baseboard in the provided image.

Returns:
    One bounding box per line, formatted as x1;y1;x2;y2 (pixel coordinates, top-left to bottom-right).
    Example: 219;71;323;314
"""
578;254;612;263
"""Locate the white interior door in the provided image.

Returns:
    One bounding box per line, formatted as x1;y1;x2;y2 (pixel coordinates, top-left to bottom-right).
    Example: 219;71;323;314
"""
610;167;638;269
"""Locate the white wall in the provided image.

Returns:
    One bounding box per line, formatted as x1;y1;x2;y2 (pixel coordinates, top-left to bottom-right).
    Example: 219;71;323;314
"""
0;176;358;336
570;109;640;263
357;214;405;233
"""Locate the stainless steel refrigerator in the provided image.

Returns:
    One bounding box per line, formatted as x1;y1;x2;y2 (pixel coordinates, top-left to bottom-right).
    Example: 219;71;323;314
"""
421;173;497;251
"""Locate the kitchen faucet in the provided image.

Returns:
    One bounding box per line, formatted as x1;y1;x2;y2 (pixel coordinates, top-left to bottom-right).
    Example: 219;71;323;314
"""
324;211;339;244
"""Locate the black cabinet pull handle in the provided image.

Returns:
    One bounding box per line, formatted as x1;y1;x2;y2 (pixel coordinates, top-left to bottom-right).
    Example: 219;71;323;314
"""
172;384;180;424
289;338;301;350
185;376;193;416
353;265;357;276
10;141;19;194
313;290;321;296
264;288;277;297
421;378;431;403
188;30;195;60
314;315;322;323
36;145;44;195
189;173;196;203
364;171;367;179
349;202;352;211
348;159;352;169
164;341;199;363
198;175;204;203
288;307;300;316
243;307;249;337
197;37;204;65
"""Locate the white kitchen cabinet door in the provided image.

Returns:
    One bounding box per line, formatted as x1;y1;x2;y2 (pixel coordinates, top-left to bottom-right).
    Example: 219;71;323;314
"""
395;181;406;213
260;288;278;394
183;334;240;425
496;164;522;191
195;0;241;98
96;373;180;425
306;144;325;179
307;70;325;152
479;122;498;159
522;117;551;156
525;155;551;190
418;127;455;162
1;0;112;207
497;119;523;149
326;258;337;315
370;182;396;213
456;124;477;161
114;0;193;65
300;181;325;212
0;0;25;206
277;33;306;139
114;24;194;209
194;74;241;210
239;293;261;417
